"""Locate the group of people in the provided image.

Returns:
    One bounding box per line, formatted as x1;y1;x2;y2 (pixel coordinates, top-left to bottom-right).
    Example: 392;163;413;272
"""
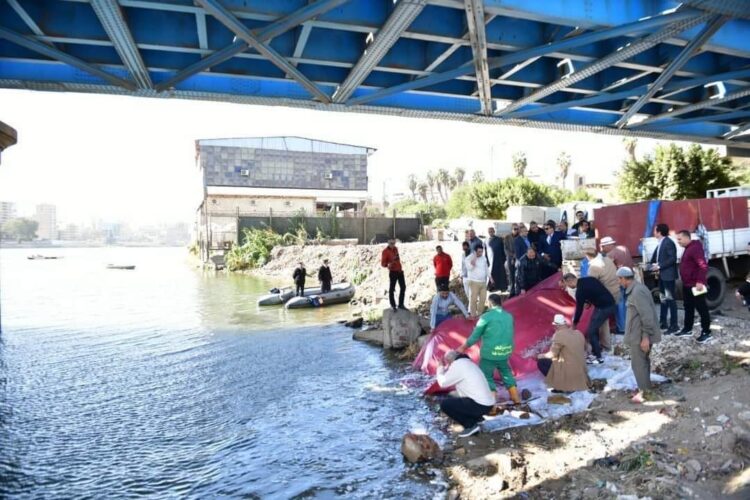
292;260;333;296
412;219;721;435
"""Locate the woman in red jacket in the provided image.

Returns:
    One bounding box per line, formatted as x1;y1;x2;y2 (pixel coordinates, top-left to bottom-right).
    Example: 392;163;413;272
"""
675;230;712;343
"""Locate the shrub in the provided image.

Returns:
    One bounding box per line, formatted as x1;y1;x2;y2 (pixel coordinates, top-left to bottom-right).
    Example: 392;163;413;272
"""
225;228;283;271
391;200;446;225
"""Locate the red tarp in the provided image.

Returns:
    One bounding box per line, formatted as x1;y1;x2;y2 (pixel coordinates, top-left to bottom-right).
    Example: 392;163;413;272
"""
414;273;593;394
595;197;749;257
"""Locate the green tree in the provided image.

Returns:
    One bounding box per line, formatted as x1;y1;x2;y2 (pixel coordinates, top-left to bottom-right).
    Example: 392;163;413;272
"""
511;151;527;177
454;167;466;185
469;178;556;219
426;171;436;202
617;143;737;202
417;182;429;203
471;170;485;184
391;199;446;225
445;184;476;218
407;174;418;200
436;168;451;203
623;137;637;162
557;151;571;188
2;217;38;241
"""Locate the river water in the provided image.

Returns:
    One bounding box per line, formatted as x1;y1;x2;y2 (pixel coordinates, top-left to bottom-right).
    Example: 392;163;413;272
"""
0;247;446;498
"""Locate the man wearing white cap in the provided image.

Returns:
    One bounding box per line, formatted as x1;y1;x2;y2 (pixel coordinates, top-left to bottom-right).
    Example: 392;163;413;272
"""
599;236;633;269
617;266;661;404
537;315;590;393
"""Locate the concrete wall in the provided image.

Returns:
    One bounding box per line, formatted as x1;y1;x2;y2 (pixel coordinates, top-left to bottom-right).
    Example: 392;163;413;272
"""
238;215;421;244
205;194;315;215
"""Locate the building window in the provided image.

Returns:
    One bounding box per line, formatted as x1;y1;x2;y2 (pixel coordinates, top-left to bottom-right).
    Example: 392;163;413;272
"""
249;200;256;206
284;201;292;207
211;199;217;204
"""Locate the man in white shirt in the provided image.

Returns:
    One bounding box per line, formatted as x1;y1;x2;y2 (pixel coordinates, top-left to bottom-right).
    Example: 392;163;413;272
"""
430;285;470;332
464;246;490;316
437;350;495;437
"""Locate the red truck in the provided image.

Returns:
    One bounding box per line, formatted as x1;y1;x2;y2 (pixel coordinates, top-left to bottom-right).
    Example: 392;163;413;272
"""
594;196;750;309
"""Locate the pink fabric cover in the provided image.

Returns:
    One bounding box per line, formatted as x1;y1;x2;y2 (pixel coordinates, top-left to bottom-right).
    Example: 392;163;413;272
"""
413;272;594;394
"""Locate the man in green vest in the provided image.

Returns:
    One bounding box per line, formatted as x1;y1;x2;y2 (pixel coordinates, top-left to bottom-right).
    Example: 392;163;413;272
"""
457;294;520;404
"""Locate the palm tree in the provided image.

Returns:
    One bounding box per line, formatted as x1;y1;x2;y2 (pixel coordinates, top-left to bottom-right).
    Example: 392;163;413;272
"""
623;137;637;162
454;167;466;185
472;170;485;183
447;175;457;193
436;168;450;202
426;171;436;202
417;182;429;202
557;151;571;189
511;151;527;177
407;174;418;200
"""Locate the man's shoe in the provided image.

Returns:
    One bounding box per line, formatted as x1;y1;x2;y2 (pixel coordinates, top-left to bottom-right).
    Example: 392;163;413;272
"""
398;305;408;310
696;332;713;344
586;355;603;365
660;324;668;331
391;306;398;312
665;326;679;335
674;329;693;337
458;424;481;438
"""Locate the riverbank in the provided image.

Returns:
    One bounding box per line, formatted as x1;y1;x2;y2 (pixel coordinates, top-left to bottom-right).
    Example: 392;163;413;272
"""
251;241;466;321
439;311;750;499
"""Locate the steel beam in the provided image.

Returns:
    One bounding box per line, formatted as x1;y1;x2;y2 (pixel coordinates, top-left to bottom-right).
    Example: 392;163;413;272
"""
616;15;727;127
347;8;699;106
333;0;426;103
636;87;750;126
725;122;750;139
157;0;348;92
0;26;135;90
682;0;750;18
7;0;45;37
495;13;711;117
504;66;750;119
635;110;750;129
196;12;208;50
91;0;152;89
463;0;492;114
293;24;313;59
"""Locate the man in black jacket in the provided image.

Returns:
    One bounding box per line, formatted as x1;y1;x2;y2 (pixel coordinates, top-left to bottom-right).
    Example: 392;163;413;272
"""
318;259;333;293
516;247;554;294
563;273;616;365
293;262;310;297
650;223;678;333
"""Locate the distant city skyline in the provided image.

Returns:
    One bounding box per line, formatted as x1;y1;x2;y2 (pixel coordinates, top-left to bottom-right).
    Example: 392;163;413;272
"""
0;90;714;226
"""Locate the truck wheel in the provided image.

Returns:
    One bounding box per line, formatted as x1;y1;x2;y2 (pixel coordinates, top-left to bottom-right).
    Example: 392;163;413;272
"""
705;267;726;310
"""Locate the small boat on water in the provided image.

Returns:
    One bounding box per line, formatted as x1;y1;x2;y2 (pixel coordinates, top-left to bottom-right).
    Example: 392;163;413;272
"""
257;286;323;306
106;264;136;270
285;283;355;309
27;255;61;260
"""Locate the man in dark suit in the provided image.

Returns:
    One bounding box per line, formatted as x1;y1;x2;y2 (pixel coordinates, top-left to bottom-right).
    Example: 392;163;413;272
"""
514;225;531;261
650;223;678;333
539;220;565;269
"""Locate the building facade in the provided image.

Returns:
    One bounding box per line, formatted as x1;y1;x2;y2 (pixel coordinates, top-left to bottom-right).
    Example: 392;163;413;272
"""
34;204;57;240
195;137;374;259
0;201;16;227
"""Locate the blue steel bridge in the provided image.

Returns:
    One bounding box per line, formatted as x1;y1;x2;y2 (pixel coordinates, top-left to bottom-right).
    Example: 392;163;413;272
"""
1;0;750;149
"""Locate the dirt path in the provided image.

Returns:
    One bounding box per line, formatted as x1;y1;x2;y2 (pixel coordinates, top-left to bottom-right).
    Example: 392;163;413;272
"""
439;314;750;499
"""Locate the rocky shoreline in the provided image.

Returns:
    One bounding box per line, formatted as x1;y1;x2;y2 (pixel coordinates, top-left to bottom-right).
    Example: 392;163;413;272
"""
249;242;750;498
251;241;467;321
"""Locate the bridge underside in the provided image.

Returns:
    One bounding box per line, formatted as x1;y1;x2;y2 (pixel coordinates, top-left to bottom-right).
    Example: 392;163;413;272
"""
2;0;750;148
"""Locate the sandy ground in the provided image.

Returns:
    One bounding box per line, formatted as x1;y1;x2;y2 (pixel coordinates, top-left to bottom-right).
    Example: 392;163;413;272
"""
436;300;750;499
